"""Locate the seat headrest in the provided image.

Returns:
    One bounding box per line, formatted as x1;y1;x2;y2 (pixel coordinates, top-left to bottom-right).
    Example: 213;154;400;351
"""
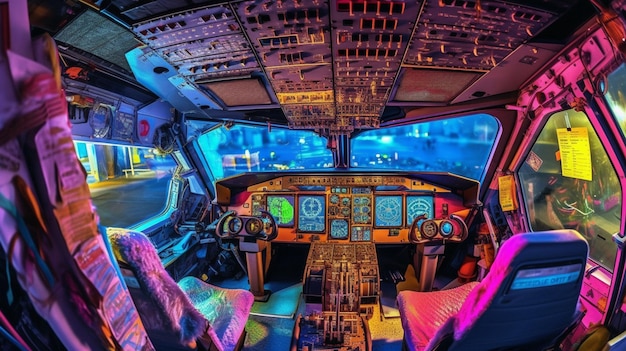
107;227;146;265
482;229;586;273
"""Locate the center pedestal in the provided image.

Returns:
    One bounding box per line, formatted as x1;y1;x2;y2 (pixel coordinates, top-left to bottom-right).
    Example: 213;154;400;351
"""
293;242;379;351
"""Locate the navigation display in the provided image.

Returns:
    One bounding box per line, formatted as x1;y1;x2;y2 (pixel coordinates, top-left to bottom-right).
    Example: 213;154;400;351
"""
374;195;403;227
266;194;295;227
406;195;434;224
298;195;326;232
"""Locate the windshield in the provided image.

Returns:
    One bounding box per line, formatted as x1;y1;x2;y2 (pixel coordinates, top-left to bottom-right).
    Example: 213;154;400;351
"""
196;124;334;181
350;114;500;181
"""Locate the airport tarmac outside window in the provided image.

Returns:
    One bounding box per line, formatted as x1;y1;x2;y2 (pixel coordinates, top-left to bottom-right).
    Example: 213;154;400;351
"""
74;141;175;228
605;62;626;143
195;124;333;181
350;113;500;182
518;109;621;272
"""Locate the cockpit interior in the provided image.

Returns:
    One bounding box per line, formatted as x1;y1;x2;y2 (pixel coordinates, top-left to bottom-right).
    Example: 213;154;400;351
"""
3;0;626;350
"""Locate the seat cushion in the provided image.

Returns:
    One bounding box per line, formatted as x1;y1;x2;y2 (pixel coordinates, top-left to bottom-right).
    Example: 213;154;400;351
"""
179;276;254;351
107;228;207;346
397;282;478;350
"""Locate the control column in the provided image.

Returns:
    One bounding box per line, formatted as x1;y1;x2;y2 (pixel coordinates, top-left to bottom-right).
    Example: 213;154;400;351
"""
239;238;271;302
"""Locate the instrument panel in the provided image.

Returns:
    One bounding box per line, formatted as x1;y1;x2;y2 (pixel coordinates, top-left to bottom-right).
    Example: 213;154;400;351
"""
217;172;477;244
241;188;467;244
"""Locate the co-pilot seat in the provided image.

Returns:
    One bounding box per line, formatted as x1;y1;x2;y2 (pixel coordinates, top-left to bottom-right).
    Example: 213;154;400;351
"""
106;228;254;351
397;229;588;351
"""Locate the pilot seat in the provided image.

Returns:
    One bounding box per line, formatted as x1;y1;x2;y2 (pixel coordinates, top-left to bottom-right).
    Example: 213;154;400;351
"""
106;228;254;351
397;229;588;351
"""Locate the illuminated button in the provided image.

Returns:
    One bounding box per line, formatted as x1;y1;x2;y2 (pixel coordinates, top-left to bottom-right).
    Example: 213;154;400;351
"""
440;220;453;238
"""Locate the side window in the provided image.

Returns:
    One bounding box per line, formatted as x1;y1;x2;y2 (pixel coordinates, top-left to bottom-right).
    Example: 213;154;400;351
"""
518;109;621;271
605;62;626;138
75;141;175;228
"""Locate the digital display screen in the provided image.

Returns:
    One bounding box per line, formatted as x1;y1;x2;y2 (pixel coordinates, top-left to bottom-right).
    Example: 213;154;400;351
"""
298;195;326;232
406;195;434;224
352;187;371;194
330;219;349;239
266;194;295;227
374;195;403;227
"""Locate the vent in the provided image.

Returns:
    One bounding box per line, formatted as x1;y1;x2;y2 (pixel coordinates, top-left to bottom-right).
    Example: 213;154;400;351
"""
201;78;272;107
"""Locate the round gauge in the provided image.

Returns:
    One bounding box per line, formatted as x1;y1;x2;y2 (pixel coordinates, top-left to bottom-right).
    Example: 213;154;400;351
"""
245;218;263;235
341;197;351;206
341;207;350;216
329;206;338;216
301;197;323;217
355;213;370;224
440;220;454;238
89;103;112;138
227;217;243;234
330;219;349;240
420;220;439;239
407;196;434;223
330;194;340;204
354;197;361;205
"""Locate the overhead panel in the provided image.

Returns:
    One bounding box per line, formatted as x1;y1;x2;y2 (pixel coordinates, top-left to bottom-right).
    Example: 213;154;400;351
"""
115;0;583;133
395;0;564;103
331;0;421;133
131;5;264;107
235;0;335;130
404;0;562;70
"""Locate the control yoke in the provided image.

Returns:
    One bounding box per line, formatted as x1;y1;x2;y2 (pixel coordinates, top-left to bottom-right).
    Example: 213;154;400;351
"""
408;213;468;244
408;213;469;292
215;210;277;241
214;210;277;301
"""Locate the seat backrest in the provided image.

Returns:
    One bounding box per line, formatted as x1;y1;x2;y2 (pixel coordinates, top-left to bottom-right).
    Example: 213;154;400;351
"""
107;228;208;350
448;229;588;351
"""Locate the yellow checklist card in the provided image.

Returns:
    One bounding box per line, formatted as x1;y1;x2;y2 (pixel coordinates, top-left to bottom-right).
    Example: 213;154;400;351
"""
498;175;517;211
556;127;592;181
